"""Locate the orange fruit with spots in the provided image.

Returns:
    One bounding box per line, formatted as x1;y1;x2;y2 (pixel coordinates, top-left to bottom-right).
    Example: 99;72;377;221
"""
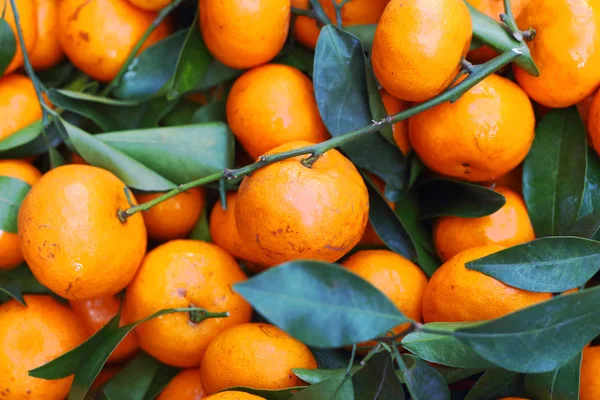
137;188;205;242
0;295;87;400
422;245;552;323
199;0;290;69
69;295;139;364
226;64;329;160
58;0;172;82
235;141;369;266
157;368;205;400
204;393;267;400
18;165;147;300
0;74;43;141
125;240;252;367
0;0;37;75
513;0;600;108
127;0;172;10
409;74;535;182
200;323;317;394
581;346;600;400
434;187;535;261
30;0;64;70
0;160;41;270
588;89;600;157
371;0;472;102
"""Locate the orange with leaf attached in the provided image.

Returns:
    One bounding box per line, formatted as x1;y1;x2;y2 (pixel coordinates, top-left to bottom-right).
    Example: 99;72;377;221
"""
0;0;37;75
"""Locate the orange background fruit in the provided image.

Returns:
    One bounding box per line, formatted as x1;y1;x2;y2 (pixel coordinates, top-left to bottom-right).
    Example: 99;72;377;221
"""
30;0;64;70
581;346;600;400
0;74;43;141
588;89;600;157
157;368;205;400
203;392;267;400
0;0;37;75
127;0;172;11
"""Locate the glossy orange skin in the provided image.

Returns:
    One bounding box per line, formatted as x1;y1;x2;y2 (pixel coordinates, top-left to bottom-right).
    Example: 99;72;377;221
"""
290;0;320;49
0;74;43;141
58;0;172;82
236;141;369;266
0;160;41;270
69;296;139;364
204;393;266;400
30;0;64;70
127;0;172;10
358;175;394;246
157;368;205;400
18;165;147;300
581;346;600;400
0;0;37;74
434;187;535;261
200;323;317;394
513;0;600;108
422;245;552;323
125;240;252;368
137;188;205;242
588;90;600;157
227;64;329;160
372;0;472;102
409;74;535;182
199;0;290;69
0;295;87;400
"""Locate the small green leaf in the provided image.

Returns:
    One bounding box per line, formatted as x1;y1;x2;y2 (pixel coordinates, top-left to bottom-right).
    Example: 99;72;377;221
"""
0;176;31;233
565;213;600;240
228;386;304;400
0;120;60;158
293;367;359;385
0;271;25;305
310;348;352;369
353;352;404;400
525;352;581;400
102;353;162;400
523;107;588;237
292;374;354;400
418;179;506;219
466;237;600;292
234;261;408;348
189;206;211;241
455;286;600;373
49;147;66;169
0;18;16;75
579;149;600;217
464;369;522;400
402;354;450;400
191;100;227;123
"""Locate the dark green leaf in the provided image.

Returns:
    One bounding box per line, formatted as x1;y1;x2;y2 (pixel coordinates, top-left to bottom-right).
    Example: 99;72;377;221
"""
113;30;187;101
0;271;25;305
0;264;49;298
523;107;587;237
228;386;303;400
464;369;521;400
102;353;161;400
0;120;61;158
418;179;506;219
0;176;31;233
38;63;79;88
189;206;211;241
431;365;486;385
401;323;495;369
353;352;404;400
161;100;200;126
310;348;351;370
455;286;600;373
0;19;16;75
292;374;354;400
364;59;395;147
191;100;227;123
275;45;314;76
168;14;212;99
403;354;450;400
344;25;375;52
525;352;581;400
234;261;407;348
141;364;179;400
193;58;242;91
565;213;600;240
294;367;359;385
466;237;600;292
579;149;600;217
313;25;406;190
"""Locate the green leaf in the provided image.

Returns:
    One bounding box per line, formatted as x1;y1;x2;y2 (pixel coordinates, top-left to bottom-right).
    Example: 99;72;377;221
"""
418;179;506;219
102;353;162;400
364;59;395;147
401;323;495;368
310;348;351;370
464;369;522;400
168;14;212;99
364;174;416;261
275;45;314;76
525;352;581;400
234;261;408;348
141;364;179;400
95;123;234;184
189;206;211;241
0;176;31;233
431;365;486;385
38;63;80;89
579;149;600;217
0;265;49;301
0;271;26;305
193;58;242;92
466;237;600;292
293;367;359;385
0;18;16;75
292;374;354;400
455;286;600;373
113;30;187;101
523;107;588;237
565;213;600;240
0;120;61;158
161;100;201;126
313;25;407;190
343;25;375;52
191;100;227;123
402;354;450;400
227;386;303;400
353;352;404;400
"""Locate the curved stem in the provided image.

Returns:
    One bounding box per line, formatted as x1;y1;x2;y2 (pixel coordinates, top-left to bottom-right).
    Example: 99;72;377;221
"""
188;309;229;324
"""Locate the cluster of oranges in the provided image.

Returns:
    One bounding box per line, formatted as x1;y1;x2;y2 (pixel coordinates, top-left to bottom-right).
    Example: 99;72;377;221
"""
1;0;600;398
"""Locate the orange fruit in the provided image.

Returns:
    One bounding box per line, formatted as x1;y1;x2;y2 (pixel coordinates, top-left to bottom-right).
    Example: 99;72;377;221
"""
381;90;410;155
433;187;535;261
588;89;600;157
371;0;472;102
0;74;43;141
226;64;329;159
409;74;535;182
422;245;552;323
0;0;37;75
136;188;205;242
0;160;41;270
157;368;205;400
482;165;523;194
199;0;290;69
290;0;321;50
342;250;428;343
513;0;600;108
125;240;252;367
581;346;600;400
69;295;139;364
0;295;87;400
29;0;64;70
235;141;369;266
204;393;267;400
579;94;594;130
127;0;172;10
71;153;88;165
200;323;317;394
58;0;172;82
358;175;394;246
18;165;147;300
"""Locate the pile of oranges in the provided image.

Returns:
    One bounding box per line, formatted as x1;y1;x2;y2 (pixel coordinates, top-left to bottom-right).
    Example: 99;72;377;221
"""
1;0;600;399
